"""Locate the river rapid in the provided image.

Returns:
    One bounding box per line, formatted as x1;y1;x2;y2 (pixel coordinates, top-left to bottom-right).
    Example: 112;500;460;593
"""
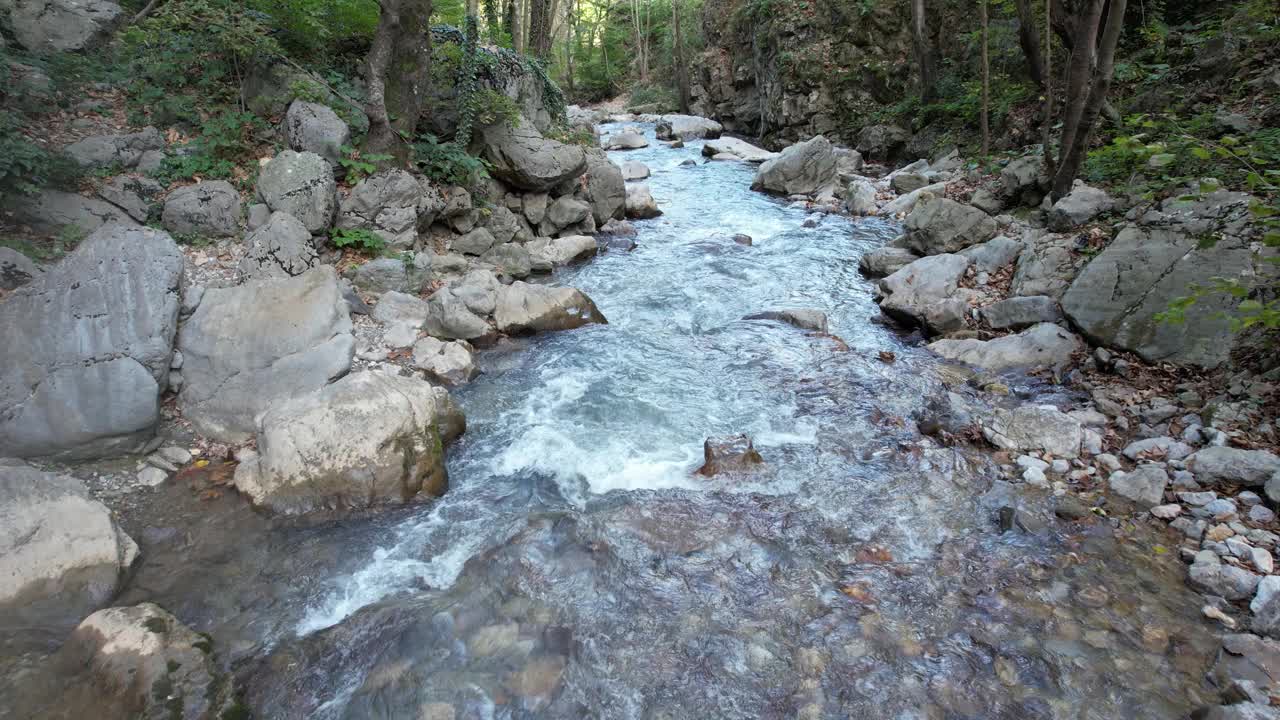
6;123;1224;719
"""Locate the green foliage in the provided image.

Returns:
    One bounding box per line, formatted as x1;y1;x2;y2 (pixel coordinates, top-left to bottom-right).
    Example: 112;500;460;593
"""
0;112;81;195
150;111;269;184
627;84;677;112
244;0;379;59
413;133;490;188
339;145;393;182
331;227;387;254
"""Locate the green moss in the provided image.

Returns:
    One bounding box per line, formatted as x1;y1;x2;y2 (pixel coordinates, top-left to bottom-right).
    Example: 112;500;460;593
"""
144;617;170;634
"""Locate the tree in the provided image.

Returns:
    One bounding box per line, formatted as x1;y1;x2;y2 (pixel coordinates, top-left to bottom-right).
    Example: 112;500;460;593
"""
529;0;556;59
910;0;936;103
1051;0;1127;198
980;0;990;156
672;0;690;112
630;0;651;84
1014;0;1045;88
364;0;434;161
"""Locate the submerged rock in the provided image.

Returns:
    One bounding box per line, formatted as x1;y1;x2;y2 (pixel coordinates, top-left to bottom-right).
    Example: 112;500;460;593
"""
743;309;829;333
233;371;464;514
696;434;765;476
625;184;662;219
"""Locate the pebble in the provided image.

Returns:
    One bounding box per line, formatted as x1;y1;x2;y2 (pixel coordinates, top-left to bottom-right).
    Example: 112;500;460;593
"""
1253;547;1275;574
1170;517;1207;540
1225;537;1254;560
1016;455;1050;472
1239;491;1263;507
1178;491;1217;506
1151;504;1183;520
145;454;178;473
1171;470;1199;489
170;350;184;369
1123;437;1194;461
1023;467;1048;487
1202;605;1237;628
1250;505;1277;524
156;446;193;466
1051;459;1071;475
1206;524;1236;542
1252;575;1280;614
1204;498;1239;520
1096;453;1121;472
137;466;169;487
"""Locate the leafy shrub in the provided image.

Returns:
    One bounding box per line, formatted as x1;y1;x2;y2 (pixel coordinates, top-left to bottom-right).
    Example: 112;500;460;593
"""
330;227;387;254
627;84;677;112
338;145;393;183
150;111;269;184
0;112;81;195
413;134;490;188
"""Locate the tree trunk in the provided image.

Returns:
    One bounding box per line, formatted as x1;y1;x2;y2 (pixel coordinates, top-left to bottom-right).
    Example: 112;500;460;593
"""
1052;0;1127;198
673;0;690;113
1057;0;1103;168
910;0;936;103
1041;0;1056;179
980;0;990;156
364;0;433;163
1014;0;1045;88
529;0;549;59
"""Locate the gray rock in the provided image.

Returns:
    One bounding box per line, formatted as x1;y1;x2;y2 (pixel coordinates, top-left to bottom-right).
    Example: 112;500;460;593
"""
162;180;242;238
1000;153;1046;204
0;226;182;459
494;282;607;334
522;192;549;225
877;253;970;334
177;266;354;442
844;179;878;216
453;227;498;256
603;131;649;150
928;323;1082;373
283;100;350;166
349;257;427;295
13;189;139;235
527;235;598;268
752;135;837;196
0;246;39;290
743;309;828;333
1062;225;1254;368
621;161;650;180
11;0;123;53
961;236;1024;274
1048;181;1114;230
880;182;948;217
625;184;662;219
903;196;997;255
232;371;463;514
855;124;908;161
481;242;533;278
64;127;163;169
1108;465;1170;507
0;464;138;621
858;246;918;278
482;116;588;191
970;187;1006;215
982;295;1063;330
655;114;722;141
1189;557;1261;600
98;175;164;222
1122;436;1194;461
1192;703;1280;720
238;211;318;280
1010;229;1082;299
835;147;865;177
136;149;165;174
423;288;493;341
983;405;1084;458
545;196;591;231
582;149;626;225
413;337;478;386
58;603;237;720
890;173;928;194
337;169;423;249
247;203;272;230
256;150;337;233
1190;447;1280;487
371;290;430;327
702;137;777;163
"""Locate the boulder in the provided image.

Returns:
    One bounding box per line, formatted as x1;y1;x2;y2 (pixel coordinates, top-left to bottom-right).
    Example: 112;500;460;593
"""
0;225;182;459
371;290;430;327
1190;447;1280;487
232;372;463;514
350;257;428;295
902;196;997;255
256;150;337;233
880;182;947;217
855;124;909;161
743;309;828;333
1000;153;1046;204
453;227;498;255
970;187;1006;215
844;179;878;216
751;135;837;196
11;0;123;53
1061;225;1254;368
484;204;522;244
527;235;598;268
1009;229;1081;299
890;173;929;194
858;246;918;278
960;236;1023;274
413;337;479;386
522;192;549;224
983;405;1084;458
544;196;591;232
582;149;626;224
0;246;40;290
57;603;236;720
655;114;723;141
494;282;607;334
98;175;164;222
177;266;355;442
13;189;139;234
701;137;778;163
63;127;163;169
604;132;649;150
1048;181;1114;230
1189;554;1261;600
0;464;138;621
928;323;1082;373
1108;465;1170;507
481;242;533;278
283;100;350;166
625;184;662;219
337;169;422;248
238;211;318;280
982;295;1063;330
481;117;588;191
877;253;970;335
161;180;242;238
423;288;493;341
835;147;865;178
696;434;765;476
621;161;650;180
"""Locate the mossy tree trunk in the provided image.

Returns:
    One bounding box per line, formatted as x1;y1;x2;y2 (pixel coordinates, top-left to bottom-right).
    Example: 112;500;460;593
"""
364;0;434;164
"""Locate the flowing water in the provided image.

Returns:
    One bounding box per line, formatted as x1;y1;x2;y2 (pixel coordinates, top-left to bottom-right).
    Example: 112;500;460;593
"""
5;124;1224;719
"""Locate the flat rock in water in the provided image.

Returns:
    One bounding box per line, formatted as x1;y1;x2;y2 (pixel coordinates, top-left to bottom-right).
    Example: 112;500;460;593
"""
697;434;765;476
743;309;828;333
701;137;778;163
